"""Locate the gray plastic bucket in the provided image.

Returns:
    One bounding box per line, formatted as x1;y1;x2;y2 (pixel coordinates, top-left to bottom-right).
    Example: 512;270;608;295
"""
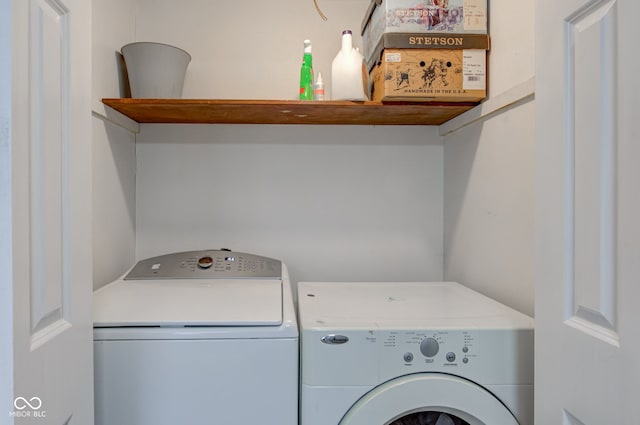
121;42;191;98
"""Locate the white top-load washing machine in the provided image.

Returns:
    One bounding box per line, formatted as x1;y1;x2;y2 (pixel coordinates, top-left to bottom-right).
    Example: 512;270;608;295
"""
298;281;534;425
93;250;298;425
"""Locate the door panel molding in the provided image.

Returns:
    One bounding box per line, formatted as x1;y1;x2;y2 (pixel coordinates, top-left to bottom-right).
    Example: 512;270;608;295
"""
562;0;619;347
28;0;72;347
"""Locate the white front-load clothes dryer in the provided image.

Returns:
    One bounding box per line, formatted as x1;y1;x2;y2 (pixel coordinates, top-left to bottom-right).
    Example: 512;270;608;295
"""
93;250;298;425
298;282;534;425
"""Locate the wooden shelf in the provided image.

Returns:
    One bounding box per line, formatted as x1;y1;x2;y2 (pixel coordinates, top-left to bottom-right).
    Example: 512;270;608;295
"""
102;98;478;126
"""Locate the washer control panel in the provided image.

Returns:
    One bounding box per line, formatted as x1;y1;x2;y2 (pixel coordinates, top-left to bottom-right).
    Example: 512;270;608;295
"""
380;330;478;370
125;250;281;279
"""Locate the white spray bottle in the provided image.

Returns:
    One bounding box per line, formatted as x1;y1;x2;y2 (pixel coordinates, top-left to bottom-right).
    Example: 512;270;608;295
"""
331;30;368;101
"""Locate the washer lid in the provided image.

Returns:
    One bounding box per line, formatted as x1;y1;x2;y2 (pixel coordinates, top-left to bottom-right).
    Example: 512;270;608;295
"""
93;278;283;327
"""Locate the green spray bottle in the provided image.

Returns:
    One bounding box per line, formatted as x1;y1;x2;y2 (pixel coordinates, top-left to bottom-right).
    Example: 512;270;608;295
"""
299;39;314;100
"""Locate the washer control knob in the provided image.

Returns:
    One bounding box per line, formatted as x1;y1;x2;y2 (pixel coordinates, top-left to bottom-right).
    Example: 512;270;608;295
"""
403;352;414;363
446;352;456;362
420;337;440;357
197;256;214;269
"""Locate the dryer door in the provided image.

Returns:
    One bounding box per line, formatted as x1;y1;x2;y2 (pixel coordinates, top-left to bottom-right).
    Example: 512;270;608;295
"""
339;374;519;425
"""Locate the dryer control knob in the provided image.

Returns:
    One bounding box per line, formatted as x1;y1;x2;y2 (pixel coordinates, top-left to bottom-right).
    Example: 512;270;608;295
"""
197;256;214;269
420;337;440;357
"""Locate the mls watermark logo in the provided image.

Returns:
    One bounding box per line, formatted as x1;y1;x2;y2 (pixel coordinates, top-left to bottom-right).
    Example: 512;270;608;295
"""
9;397;46;418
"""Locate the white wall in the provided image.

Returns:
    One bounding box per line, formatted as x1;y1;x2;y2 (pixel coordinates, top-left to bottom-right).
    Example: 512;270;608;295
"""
92;0;138;288
442;0;535;316
485;0;535;97
92;116;137;288
135;124;444;284
93;0;135;103
133;0;371;100
443;98;535;316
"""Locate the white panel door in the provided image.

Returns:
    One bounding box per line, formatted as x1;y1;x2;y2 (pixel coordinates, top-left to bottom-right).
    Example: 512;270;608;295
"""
3;0;93;423
535;0;640;423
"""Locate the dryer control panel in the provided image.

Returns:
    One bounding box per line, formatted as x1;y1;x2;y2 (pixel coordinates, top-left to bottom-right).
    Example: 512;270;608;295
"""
125;250;281;280
373;328;531;384
379;330;479;369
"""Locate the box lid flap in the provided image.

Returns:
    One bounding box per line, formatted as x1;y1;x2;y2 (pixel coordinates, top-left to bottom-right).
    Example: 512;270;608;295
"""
361;0;383;35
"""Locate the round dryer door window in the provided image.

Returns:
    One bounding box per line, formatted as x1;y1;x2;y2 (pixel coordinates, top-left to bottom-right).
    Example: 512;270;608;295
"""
339;374;519;425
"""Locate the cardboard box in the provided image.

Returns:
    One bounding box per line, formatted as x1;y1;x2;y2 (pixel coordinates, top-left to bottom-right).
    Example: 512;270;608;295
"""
365;32;490;71
361;0;488;66
370;48;486;102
